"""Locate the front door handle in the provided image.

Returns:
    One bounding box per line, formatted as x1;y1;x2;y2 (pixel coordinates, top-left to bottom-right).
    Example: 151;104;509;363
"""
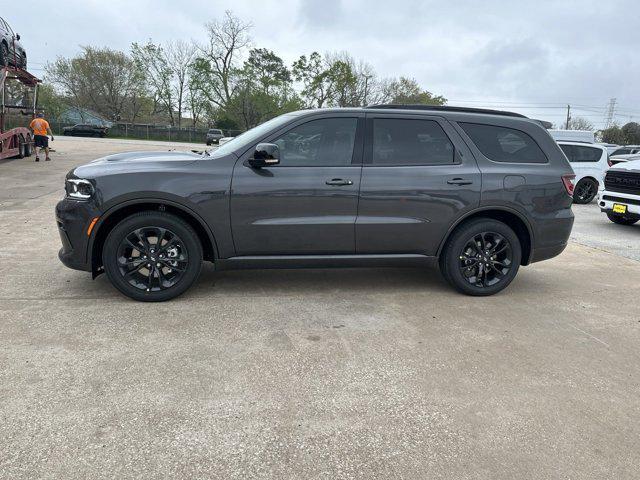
326;178;353;186
447;178;473;186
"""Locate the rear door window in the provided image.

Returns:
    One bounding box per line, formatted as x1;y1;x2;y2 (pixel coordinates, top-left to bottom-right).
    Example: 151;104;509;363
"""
371;118;455;166
460;122;547;163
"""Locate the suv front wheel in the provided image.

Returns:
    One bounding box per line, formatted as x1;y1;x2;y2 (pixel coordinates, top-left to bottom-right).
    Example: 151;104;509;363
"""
103;212;203;301
440;219;522;296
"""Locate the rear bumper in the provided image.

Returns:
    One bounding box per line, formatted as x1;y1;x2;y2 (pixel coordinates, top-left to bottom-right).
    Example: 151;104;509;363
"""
55;198;98;272
529;209;574;264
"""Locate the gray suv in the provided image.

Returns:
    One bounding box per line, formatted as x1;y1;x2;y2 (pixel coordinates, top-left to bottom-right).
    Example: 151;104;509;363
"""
56;105;575;301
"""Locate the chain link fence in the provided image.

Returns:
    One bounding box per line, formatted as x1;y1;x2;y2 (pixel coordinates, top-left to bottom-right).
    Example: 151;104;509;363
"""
42;119;245;144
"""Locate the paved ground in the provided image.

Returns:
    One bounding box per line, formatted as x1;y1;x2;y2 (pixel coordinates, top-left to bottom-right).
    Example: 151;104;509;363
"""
1;137;639;479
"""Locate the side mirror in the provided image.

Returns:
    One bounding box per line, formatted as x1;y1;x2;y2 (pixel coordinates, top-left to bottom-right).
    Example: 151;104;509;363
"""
16;34;20;41
247;143;280;168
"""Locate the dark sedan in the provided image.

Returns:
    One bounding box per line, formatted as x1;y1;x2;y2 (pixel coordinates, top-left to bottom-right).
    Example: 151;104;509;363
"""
62;124;109;138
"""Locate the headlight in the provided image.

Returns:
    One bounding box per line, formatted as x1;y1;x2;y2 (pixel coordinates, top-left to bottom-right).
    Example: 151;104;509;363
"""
65;178;94;199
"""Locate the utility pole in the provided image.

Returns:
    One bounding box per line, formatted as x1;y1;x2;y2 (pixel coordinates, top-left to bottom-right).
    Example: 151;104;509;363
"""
565;104;571;130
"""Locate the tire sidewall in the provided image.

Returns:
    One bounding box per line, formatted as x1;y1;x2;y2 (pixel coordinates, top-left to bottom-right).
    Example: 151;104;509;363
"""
442;219;522;296
103;212;203;302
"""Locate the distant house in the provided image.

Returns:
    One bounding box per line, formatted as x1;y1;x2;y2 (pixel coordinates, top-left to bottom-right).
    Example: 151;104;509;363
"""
58;107;113;127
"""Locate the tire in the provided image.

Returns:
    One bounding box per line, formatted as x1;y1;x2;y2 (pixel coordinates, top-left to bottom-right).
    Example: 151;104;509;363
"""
103;212;203;302
573;178;598;204
440;218;522;296
24;138;32;157
0;42;8;67
17;136;26;158
606;213;639;226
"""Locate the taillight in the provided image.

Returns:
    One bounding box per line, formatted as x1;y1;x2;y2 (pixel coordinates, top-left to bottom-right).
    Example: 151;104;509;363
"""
562;174;576;196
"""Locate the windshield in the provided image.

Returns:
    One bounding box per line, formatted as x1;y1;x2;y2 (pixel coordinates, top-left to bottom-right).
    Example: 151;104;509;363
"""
209;113;299;158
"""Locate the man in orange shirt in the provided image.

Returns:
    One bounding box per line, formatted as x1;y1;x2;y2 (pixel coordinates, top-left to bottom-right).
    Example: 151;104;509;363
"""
29;113;54;162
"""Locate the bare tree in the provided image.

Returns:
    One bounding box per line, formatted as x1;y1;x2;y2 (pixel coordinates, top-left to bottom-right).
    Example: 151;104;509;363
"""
567;116;595;131
195;11;252;109
131;40;196;127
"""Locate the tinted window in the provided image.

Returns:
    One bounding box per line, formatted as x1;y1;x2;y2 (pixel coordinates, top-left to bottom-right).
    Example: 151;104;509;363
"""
573;145;602;162
372;118;454;165
460;122;547;163
562;145;602;162
272;118;358;166
612;148;631;156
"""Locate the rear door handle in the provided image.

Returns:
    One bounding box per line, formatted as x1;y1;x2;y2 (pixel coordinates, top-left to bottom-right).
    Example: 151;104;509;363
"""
447;178;473;185
326;178;353;186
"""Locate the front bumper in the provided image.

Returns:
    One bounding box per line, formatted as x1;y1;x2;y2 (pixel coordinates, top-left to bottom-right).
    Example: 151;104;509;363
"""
55;198;99;272
598;190;640;219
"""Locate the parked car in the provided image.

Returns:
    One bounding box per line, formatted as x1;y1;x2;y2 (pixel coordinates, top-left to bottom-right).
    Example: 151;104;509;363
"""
608;153;640;166
597;143;620;154
0;16;26;69
598;159;640;226
62;124;108;137
557;141;609;203
206;129;224;145
610;145;640;157
56;105;575;301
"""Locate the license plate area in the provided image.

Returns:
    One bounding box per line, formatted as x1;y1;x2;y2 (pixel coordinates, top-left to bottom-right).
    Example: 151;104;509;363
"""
613;203;628;214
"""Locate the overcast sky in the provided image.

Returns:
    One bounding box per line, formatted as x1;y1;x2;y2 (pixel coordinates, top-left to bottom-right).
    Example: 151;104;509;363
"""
9;0;640;128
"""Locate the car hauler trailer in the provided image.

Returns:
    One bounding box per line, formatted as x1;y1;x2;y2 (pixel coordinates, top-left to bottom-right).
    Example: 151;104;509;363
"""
0;66;40;160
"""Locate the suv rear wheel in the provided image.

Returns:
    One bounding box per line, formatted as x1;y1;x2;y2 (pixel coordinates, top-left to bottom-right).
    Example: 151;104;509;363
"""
440;219;522;296
103;212;203;301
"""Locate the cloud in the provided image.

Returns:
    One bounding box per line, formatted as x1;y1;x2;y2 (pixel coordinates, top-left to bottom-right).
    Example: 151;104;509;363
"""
9;0;640;127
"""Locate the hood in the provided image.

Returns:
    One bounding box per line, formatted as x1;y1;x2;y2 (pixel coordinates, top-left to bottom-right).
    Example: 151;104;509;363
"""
73;150;204;178
610;159;640;172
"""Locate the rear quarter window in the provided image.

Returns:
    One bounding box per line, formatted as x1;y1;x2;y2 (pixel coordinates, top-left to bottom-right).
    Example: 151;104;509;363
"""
560;144;602;162
459;122;548;163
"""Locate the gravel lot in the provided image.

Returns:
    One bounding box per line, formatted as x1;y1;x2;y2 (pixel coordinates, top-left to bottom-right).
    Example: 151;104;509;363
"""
1;137;639;479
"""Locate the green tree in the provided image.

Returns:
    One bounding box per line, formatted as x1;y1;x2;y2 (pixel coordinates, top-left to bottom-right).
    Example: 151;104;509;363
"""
621;122;640;144
46;46;146;122
35;83;66;119
383;77;446;105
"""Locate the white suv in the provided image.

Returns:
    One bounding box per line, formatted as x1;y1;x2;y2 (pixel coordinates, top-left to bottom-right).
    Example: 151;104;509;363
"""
558;141;609;204
598;159;640;226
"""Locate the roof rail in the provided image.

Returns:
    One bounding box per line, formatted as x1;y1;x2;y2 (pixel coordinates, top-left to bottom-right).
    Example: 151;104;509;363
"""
364;104;528;119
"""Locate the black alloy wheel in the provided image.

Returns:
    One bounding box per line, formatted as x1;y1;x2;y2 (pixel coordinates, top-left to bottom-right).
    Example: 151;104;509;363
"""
440;218;522;296
573;178;597;204
458;232;513;289
103;212;202;301
116;226;189;293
